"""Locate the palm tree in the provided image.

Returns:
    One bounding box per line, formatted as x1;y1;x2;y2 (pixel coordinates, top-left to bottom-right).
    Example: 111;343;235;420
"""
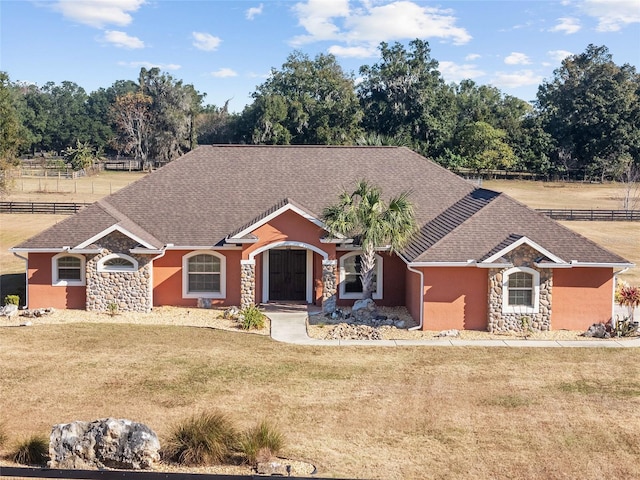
323;180;417;300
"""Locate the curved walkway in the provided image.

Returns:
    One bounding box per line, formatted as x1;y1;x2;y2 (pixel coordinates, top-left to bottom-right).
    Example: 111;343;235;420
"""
265;307;640;348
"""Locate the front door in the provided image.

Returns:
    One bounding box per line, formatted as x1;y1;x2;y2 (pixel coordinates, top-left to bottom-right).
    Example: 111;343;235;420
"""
268;250;306;301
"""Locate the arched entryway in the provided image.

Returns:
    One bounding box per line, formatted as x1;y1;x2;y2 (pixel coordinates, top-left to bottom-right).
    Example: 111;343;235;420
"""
248;241;329;304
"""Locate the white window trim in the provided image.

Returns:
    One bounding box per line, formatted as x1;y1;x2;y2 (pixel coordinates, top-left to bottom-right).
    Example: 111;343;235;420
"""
97;253;138;273
52;252;86;286
339;251;383;300
502;266;540;314
182;250;226;299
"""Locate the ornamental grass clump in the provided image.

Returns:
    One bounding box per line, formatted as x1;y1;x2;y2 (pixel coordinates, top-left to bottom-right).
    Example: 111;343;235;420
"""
238;419;285;465
0;422;7;448
11;435;49;466
162;411;237;466
240;305;266;330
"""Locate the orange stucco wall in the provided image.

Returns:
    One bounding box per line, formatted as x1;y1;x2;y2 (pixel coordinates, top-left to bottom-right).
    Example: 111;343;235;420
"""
152;249;242;307
552;268;613;330
422;267;488;330
27;253;86;309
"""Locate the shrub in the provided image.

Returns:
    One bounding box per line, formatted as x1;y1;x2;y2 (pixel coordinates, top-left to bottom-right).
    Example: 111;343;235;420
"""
4;295;19;306
238;419;285;465
11;435;49;466
162;411;237;466
240;305;266;330
107;302;119;317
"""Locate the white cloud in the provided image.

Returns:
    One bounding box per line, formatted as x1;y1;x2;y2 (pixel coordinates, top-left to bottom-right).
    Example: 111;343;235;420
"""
328;44;377;58
53;0;145;29
290;0;471;47
118;61;181;71
504;52;531;65
210;68;238;78
192;32;222;51
548;49;573;62
465;53;481;61
550;17;581;34
490;70;543;89
438;61;485;83
102;30;144;49
246;3;264;20
291;0;350;45
582;0;640;31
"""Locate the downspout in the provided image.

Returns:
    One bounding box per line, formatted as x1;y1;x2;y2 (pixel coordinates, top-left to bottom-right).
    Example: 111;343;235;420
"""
12;252;29;309
612;267;629;327
148;248;168;310
407;265;424;331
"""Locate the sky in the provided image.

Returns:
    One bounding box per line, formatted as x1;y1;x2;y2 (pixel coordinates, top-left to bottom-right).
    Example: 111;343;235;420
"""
1;0;639;112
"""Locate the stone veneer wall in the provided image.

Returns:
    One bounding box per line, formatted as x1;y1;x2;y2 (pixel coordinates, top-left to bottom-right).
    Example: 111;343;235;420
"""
85;231;152;313
487;244;553;333
240;261;256;309
322;260;337;313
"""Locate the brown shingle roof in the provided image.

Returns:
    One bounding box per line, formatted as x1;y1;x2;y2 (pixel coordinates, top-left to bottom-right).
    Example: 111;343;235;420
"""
14;145;629;265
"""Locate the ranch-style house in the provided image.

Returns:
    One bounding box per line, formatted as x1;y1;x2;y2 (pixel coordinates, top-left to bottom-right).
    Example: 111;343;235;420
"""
11;145;633;332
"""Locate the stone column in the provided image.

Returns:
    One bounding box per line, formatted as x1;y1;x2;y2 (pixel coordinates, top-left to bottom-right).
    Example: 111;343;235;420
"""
240;260;256;309
322;259;337;314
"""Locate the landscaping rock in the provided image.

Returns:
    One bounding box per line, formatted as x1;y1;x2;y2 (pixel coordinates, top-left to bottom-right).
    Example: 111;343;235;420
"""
437;329;460;338
0;304;19;318
256;461;291;476
324;323;384;340
21;307;55;318
581;323;610;339
49;418;160;470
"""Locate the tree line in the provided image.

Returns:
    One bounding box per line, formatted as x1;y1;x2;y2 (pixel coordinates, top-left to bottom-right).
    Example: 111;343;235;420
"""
1;40;638;184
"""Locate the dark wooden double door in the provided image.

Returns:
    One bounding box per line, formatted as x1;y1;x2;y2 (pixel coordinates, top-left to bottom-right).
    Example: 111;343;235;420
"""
269;250;306;301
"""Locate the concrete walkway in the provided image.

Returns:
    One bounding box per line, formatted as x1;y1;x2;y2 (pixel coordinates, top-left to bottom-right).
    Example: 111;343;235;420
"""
264;305;640;348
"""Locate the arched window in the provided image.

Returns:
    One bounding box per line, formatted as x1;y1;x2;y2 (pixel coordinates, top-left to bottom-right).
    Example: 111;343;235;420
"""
182;251;226;299
339;252;383;300
97;254;138;272
52;253;85;286
502;267;540;314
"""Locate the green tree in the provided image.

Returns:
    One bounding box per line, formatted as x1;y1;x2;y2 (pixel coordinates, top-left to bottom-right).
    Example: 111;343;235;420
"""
242;51;363;144
196;101;240;144
63;140;97;171
0;72;24;195
456;121;516;173
322;180;417;300
358;39;456;157
536;44;640;179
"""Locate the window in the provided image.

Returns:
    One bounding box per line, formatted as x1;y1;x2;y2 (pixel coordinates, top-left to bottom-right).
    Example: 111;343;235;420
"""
182;251;226;299
52;253;85;286
97;254;138;273
339;252;383;300
502;267;539;314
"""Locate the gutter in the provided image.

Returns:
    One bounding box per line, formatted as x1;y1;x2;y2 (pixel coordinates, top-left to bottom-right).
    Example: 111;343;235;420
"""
12;252;29;309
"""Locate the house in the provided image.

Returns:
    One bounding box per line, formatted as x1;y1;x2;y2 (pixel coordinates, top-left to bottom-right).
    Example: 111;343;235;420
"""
11;145;633;332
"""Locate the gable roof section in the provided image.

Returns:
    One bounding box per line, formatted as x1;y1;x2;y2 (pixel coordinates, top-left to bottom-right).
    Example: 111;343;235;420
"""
409;193;629;265
227;198;333;241
14;200;163;250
